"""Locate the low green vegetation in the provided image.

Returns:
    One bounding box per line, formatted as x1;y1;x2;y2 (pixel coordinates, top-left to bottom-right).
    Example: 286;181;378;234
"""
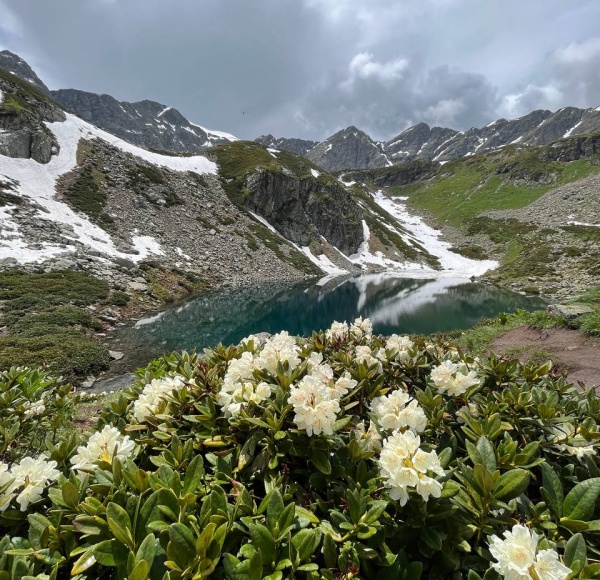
0;66;55;107
207;141;324;209
62;163;112;225
0;322;598;578
0;270;111;379
393;146;600;228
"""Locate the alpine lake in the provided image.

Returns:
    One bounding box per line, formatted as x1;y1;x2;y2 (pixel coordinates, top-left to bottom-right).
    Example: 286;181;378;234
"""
106;273;547;374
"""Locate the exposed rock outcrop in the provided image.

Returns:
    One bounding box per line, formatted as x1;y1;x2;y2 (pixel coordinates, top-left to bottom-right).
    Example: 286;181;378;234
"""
245;169;364;255
307;126;390;172
255;134;318;156
51;89;237;154
0;69;65;163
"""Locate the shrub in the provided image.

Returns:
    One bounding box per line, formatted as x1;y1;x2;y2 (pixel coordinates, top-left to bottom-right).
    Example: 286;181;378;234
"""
0;367;75;460
0;319;598;578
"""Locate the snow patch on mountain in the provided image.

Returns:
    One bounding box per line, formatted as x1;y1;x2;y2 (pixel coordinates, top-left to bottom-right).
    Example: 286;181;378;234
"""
0;113;216;264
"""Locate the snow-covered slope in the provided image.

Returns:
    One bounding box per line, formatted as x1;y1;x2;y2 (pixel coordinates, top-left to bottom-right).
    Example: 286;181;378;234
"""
0;112;216;264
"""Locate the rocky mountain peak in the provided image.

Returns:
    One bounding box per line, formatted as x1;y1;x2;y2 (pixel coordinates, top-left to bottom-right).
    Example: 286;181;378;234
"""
0;50;51;97
306;125;390;172
254;134;319;156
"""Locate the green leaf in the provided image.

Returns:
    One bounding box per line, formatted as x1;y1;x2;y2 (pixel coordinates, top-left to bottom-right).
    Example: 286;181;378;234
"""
182;455;204;495
61;481;79;507
71;547;96;575
310;449;331;475
135;533;157;569
468;571;483;580
476;437;497;473
106;503;134;550
363;500;388;525
249;523;275;564
564;533;587;569
540;462;563;519
322;533;337;569
267;490;284;533
168;523;195;569
92;539;129;567
493;469;530;501
563;478;600;522
129;559;150;580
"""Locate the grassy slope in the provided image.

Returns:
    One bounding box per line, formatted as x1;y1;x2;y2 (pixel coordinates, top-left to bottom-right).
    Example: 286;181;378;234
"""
392;147;600;228
385;143;600;289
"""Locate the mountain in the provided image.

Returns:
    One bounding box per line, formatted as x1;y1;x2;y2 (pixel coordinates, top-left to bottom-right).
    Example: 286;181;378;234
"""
306;126;391;172
254;134;318;156
0;50;51;97
254;107;600;172
0;61;448;291
51;89;238;154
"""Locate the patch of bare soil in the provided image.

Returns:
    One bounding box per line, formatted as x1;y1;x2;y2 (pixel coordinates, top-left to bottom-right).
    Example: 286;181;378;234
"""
492;327;600;391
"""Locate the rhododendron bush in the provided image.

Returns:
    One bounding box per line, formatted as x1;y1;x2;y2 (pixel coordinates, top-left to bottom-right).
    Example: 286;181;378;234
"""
0;318;599;579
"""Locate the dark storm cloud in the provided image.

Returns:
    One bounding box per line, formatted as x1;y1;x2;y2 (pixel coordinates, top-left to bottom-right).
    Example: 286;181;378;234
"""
1;0;599;140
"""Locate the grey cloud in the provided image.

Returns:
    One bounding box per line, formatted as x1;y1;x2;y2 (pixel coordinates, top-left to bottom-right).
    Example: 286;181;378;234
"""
300;57;499;139
1;0;599;140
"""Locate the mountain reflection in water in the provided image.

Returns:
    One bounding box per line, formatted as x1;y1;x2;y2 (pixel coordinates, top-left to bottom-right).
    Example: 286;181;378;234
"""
108;274;546;371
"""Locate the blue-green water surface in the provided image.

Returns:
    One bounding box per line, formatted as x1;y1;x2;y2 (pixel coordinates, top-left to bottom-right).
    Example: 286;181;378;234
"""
108;274;546;370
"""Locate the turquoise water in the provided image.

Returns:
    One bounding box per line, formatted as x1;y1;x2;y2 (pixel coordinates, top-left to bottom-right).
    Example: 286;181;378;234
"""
108;274;546;370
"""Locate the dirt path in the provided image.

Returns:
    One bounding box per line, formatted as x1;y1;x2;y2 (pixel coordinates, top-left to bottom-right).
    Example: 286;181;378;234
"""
492;328;600;391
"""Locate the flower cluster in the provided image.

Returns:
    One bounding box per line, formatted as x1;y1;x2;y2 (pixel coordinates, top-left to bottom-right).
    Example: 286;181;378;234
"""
325;321;349;341
288;357;357;436
70;425;135;472
551;423;597;460
355;345;383;373
430;360;480;396
378;430;444;505
256;331;301;374
350;316;373;339
215;332;301;417
0;456;60;512
133;375;185;423
489;525;570;579
23;400;46;417
382;334;414;363
371;389;427;434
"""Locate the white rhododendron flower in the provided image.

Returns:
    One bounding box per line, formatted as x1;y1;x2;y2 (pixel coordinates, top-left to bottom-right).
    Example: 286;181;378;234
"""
430;360;479;396
350;317;373;339
326;320;349;341
0;464;17;512
10;456;60;511
355;346;383;372
23;400;46;417
379;431;444;506
386;334;414;363
306;352;323;368
551;424;596;459
333;372;357;398
371;390;427;434
354;420;382;451
489;524;570;580
225;351;256;383
289;375;340;436
217;379;272;417
133;375;185;422
70;425;135;472
257;331;301;374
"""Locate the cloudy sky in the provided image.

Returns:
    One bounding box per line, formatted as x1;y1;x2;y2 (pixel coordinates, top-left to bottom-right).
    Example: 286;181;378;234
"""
1;0;599;141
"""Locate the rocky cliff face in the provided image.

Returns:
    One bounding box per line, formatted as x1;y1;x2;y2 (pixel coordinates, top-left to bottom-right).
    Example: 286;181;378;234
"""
51;89;238;154
307;126;390;171
0;68;65;163
0;50;51;97
245;169;364;255
255;134;318;156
